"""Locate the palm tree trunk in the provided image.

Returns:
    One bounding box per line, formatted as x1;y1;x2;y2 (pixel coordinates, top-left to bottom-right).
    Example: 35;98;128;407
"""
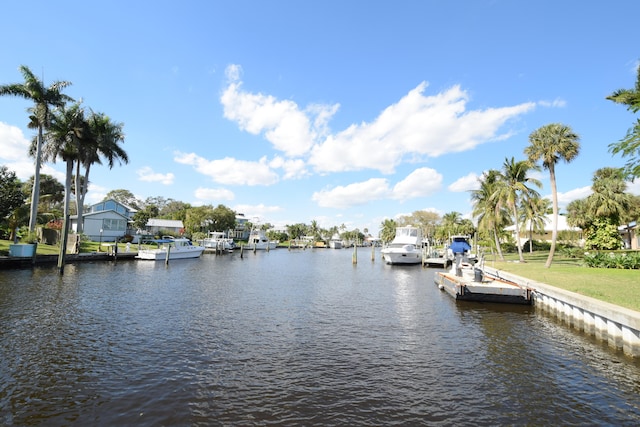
513;202;525;262
57;160;73;274
28;127;44;232
492;225;505;261
545;167;558;268
74;161;84;235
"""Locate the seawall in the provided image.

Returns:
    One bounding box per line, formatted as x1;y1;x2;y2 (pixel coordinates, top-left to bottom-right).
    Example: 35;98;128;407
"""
484;267;640;357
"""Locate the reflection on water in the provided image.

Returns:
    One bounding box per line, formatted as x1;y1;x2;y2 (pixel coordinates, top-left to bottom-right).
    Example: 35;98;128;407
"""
1;249;639;426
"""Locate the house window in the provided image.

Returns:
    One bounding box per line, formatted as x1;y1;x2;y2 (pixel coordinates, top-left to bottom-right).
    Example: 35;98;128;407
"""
102;219;126;231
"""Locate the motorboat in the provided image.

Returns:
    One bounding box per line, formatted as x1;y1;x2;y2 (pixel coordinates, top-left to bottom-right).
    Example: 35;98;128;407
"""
329;234;342;249
245;228;277;250
201;231;236;251
136;236;205;260
381;226;423;265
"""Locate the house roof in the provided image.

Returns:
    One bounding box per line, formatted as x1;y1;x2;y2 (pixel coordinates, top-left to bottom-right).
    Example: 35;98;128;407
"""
70;210;130;221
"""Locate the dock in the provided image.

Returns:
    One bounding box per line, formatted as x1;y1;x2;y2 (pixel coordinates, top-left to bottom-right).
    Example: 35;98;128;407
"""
0;252;138;269
435;264;532;305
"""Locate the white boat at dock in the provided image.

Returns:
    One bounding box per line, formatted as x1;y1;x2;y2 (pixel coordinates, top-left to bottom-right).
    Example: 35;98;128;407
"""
329;234;342;249
381;226;423;265
136;237;205;260
245;228;277;250
201;231;236;252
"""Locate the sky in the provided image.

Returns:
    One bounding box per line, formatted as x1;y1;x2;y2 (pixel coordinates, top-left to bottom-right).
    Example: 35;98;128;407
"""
1;0;640;235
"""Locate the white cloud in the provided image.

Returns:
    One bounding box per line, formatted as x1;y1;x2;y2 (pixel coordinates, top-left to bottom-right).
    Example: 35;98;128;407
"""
194;187;235;201
268;156;309;180
0;122;67;182
220;64;339;157
538;98;566;108
556;186;592;208
448;172;480;192
233;203;282;220
137;166;175;185
308;82;536;174
0;122;30;161
628;179;640;195
392;167;442;201
174;152;279;186
312;178;391;209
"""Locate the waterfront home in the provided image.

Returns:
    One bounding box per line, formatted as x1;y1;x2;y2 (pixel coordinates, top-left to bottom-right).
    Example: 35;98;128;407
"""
70;199;136;242
505;214;583;248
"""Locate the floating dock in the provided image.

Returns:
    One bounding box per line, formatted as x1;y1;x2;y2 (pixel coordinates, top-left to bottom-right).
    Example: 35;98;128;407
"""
435;265;532;305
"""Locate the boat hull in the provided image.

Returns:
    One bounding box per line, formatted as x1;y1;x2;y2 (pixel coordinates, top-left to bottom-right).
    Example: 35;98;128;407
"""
381;249;422;265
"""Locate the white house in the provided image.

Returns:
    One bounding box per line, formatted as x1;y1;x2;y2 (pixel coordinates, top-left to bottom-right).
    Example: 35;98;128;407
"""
506;214;583;248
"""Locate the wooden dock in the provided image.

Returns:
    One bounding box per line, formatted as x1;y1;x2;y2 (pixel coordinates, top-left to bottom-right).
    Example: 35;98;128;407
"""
435;266;532;305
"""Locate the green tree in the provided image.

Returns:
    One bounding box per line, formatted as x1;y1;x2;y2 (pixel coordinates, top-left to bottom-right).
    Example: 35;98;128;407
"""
0;166;26;225
133;205;159;232
286;223;307;241
0;65;73;231
607;63;640;179
379;218;397;244
525;123;580;267
105;189;142;209
494;157;541;263
566;167;629;250
209;204;237;233
519;195;551;253
471;169;510;260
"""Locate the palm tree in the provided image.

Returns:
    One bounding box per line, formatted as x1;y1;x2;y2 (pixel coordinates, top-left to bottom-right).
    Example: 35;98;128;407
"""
525;123;580;267
440;211;462;238
494;157;541;263
606;64;640;179
41;103;87;273
0;65;73;232
379;219;397;244
470;169;510;260
588;167;630;223
519;195;551;253
74;111;128;234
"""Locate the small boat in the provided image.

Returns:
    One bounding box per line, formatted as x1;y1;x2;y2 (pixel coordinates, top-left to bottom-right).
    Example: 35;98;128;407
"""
245;228;277;250
136;236;205;260
381;226;423;265
201;231;236;252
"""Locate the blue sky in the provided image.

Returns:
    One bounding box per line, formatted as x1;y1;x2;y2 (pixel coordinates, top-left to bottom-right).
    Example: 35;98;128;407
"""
1;0;639;235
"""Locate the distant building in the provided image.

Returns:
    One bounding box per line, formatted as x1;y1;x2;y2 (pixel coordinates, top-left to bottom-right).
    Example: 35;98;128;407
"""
505;214;583;248
619;221;638;250
145;218;185;236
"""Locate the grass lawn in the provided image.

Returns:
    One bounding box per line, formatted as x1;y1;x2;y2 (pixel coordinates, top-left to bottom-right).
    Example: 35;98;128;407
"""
0;240;133;256
484;251;640;312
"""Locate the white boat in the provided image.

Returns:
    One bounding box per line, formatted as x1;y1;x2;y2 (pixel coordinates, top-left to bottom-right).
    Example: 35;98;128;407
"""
245;228;277;250
381;226;423;265
201;231;236;251
136;236;205;260
329;234;342;249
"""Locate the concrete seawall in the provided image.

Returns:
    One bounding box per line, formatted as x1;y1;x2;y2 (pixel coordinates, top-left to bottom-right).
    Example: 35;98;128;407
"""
484;267;640;357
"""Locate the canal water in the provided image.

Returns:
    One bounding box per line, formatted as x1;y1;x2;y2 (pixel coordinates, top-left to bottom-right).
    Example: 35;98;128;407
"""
1;248;639;426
